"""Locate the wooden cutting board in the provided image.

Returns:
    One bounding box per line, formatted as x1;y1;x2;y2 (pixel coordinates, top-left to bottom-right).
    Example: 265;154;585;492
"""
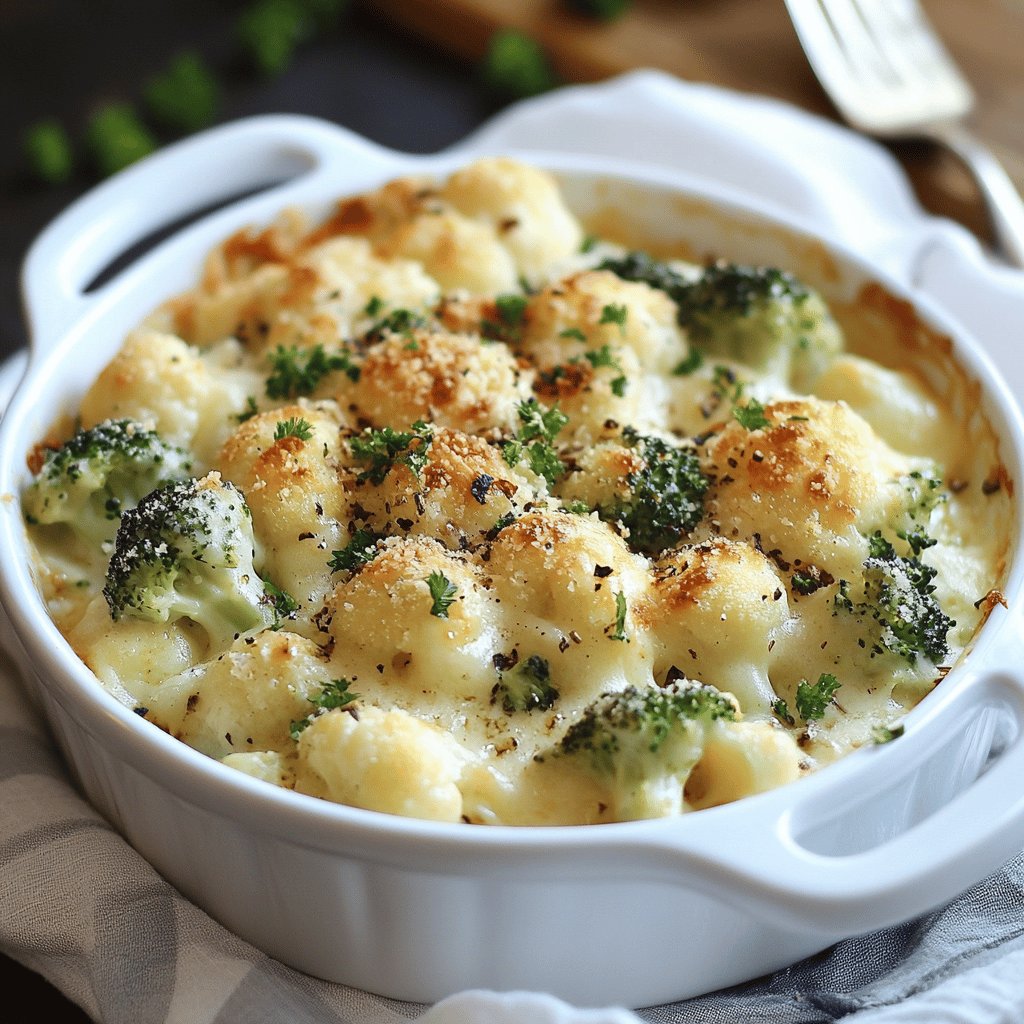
365;0;1024;251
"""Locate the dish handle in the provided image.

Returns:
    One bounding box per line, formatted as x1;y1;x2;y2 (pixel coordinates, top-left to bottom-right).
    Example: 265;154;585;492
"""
20;115;398;354
641;664;1024;935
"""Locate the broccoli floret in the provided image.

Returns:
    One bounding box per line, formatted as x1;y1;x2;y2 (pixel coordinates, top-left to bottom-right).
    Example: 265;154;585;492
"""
894;469;946;556
24;419;192;546
598;251;691;295
838;532;955;665
103;473;271;650
491;654;559;714
544;679;737;820
599;253;842;388
595;429;709;555
674;262;842;386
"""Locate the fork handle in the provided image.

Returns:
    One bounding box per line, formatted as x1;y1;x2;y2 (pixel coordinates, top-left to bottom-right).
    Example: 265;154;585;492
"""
925;122;1024;269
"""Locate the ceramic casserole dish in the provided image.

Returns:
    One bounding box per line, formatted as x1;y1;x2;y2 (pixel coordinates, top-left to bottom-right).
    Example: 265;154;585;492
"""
2;115;1024;1009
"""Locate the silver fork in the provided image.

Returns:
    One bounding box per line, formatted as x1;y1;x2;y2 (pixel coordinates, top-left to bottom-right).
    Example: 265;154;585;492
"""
783;0;1024;268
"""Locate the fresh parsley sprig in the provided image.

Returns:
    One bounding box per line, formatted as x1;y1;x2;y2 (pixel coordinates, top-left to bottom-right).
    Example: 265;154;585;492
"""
350;422;433;485
265;343;360;399
274;417;314;441
426;570;458;618
502;398;568;486
289;677;359;740
795;673;841;721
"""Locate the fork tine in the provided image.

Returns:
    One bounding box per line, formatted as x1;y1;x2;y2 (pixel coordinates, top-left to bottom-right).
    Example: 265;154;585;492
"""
785;0;973;127
783;0;868;120
786;0;1024;265
850;0;973;96
819;0;902;87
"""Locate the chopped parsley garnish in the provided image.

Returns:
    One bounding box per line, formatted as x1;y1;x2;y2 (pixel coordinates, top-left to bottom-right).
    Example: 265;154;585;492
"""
559;327;587;342
516;397;568;443
609;591;628;641
426;570;458;618
795;673;841;721
265;343;359;399
672;349;704;376
364;295;384;318
482;295;528;343
599;303;628;335
289;678;359;740
502;398;568;486
235;396;260;423
263;580;299;630
872;723;905;744
576;344;628;396
350;421;432;485
496;293;528;326
564;500;591;515
274;417;313;441
488;511;516;538
733;398;770;431
364;308;430;343
711;364;744;403
328;528;383;573
772;698;796;726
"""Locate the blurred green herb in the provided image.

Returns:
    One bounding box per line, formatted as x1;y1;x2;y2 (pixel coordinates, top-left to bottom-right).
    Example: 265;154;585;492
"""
238;0;313;76
85;104;158;177
237;0;348;76
481;28;557;99
23;119;74;184
144;51;220;134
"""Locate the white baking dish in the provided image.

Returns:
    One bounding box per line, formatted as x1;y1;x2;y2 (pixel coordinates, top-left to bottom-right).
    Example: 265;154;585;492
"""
2;114;1024;1009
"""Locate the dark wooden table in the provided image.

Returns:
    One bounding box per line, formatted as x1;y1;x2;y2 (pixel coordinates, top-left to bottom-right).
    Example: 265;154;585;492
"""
3;1;1022;1020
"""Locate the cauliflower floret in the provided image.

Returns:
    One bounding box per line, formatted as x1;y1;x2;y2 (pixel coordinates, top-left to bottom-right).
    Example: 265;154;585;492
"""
216;402;348;619
79;330;260;468
486;510;656;700
703;396;913;580
343;425;542;549
294;705;467;821
652;539;790;717
376;209;520;294
520;270;689;377
351;330;533;435
324;536;500;706
439;157;584;283
145;630;335;759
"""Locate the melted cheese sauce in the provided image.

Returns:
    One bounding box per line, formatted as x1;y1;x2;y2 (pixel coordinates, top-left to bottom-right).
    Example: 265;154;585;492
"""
25;158;1012;825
